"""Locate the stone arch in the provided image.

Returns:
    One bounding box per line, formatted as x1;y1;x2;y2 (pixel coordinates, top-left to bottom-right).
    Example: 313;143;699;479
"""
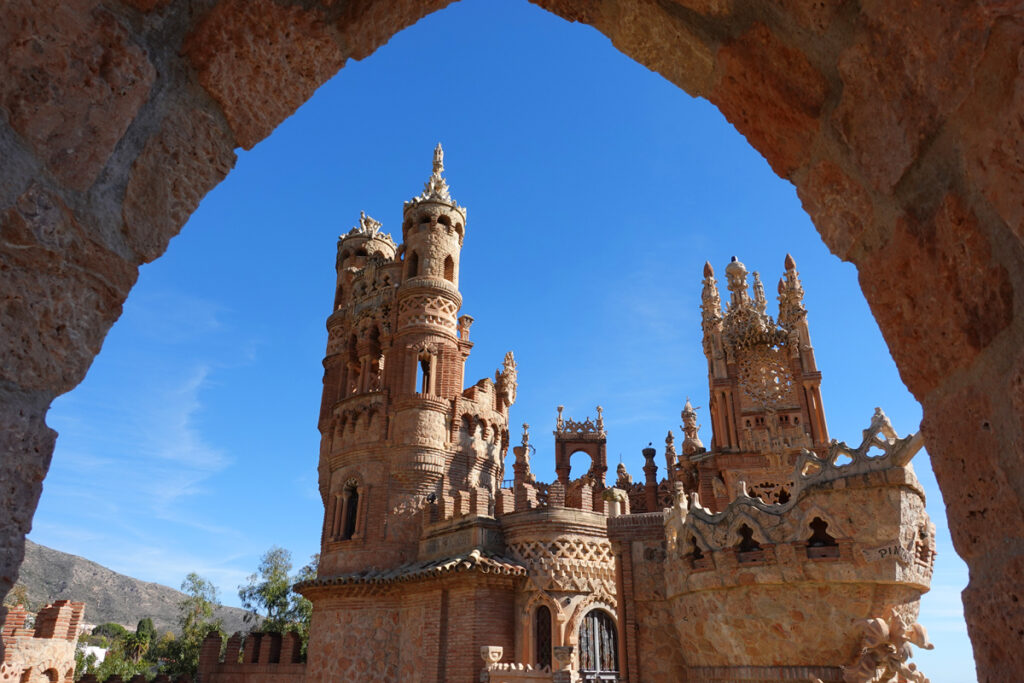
794;504;850;542
723;511;771;551
565;594;617;648
1;0;1021;674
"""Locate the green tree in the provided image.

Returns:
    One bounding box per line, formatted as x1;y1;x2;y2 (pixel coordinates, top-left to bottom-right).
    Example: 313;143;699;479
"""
161;573;223;678
136;617;156;643
92;623;129;640
122;630;150;663
238;548;318;652
239;546;293;632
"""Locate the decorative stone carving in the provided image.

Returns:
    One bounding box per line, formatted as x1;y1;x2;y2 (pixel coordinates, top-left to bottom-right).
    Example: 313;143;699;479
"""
615;462;632;488
843;610;934;683
680;398;705;455
737;344;797;408
480;645;504;664
496;351;517;407
777;253;806;331
508;538;616;595
555;405;605;436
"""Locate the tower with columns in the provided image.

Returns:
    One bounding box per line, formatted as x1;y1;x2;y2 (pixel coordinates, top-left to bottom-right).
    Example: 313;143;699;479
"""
677;254;830;510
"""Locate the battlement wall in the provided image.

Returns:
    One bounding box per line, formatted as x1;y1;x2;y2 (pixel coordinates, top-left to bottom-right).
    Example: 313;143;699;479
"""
0;601;83;683
197;631;305;683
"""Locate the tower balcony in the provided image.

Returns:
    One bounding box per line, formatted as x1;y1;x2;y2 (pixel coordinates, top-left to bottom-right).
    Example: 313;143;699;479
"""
661;409;935;674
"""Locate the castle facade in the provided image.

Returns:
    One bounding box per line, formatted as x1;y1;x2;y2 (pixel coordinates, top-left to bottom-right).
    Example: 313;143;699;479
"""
199;147;936;683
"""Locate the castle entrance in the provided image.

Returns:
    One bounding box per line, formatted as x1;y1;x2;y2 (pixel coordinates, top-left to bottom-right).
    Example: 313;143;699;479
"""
578;609;618;682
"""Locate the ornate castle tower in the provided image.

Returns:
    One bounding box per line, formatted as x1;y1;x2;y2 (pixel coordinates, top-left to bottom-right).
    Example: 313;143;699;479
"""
314;145;517;577
683;254;829;509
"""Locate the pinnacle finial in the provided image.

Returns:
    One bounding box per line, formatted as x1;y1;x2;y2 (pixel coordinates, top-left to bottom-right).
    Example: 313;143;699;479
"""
703;261;714;278
433;142;444;175
411;143;453;205
784;253;797;271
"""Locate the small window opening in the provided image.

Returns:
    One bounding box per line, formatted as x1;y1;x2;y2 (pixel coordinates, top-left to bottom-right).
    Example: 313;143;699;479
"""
355;247;367;257
444;255;455;282
690;536;704;561
417;350;433;394
437;214;451;228
535;605;552;669
806;517;839;558
807;518;837;547
341;482;359;540
407;251;419;278
737;524;761;553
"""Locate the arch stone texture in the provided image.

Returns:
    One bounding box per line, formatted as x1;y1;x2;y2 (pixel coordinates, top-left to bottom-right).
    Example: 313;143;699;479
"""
0;0;1021;677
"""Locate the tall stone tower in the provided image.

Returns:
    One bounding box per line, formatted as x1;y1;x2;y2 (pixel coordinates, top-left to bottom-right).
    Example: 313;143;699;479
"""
683;254;829;509
315;144;516;577
303;146;520;682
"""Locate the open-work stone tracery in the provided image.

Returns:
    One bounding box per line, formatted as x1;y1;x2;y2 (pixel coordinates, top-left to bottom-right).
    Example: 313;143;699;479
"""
2;1;1022;678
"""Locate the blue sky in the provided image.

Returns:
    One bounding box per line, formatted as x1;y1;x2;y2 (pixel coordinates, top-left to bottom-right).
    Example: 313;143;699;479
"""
31;1;974;679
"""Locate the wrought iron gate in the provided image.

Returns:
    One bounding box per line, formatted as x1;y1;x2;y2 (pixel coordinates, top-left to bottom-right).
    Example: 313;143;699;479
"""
578;609;618;682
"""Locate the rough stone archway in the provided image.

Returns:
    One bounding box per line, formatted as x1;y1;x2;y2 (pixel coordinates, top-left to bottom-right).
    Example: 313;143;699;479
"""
1;0;1021;678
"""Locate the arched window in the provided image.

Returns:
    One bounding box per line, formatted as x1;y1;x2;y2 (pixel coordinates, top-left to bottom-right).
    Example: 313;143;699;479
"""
806;517;839;558
578;609;617;678
346;335;360;395
368;327;383;391
535;605;552;669
417;350;433;394
443;255;455;282
407;250;419;278
341;479;360;540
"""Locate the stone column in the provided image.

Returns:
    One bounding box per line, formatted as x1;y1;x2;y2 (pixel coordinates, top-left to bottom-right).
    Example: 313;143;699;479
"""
642;444;658;512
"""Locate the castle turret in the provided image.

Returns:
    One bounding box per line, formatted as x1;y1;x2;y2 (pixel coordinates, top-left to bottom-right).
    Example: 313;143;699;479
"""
392;143;468;401
691;255;829;510
313;145;515;579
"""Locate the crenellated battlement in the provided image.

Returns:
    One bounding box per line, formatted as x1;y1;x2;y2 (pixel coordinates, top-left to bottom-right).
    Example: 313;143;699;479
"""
1;600;83;683
198;630;305;683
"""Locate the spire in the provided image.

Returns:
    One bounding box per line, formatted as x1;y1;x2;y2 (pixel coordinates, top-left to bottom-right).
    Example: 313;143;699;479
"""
701;262;723;360
418;142;453;203
680;398;705;456
753;271;767;314
725;256;750;308
778;253;806;330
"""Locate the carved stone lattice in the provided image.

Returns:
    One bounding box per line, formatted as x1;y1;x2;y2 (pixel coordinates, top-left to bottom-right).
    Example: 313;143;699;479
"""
508;539;616;594
744;480;792;505
737;345;796;408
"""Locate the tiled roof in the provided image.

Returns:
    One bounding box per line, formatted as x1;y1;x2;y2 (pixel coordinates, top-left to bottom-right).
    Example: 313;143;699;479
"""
296;549;526;588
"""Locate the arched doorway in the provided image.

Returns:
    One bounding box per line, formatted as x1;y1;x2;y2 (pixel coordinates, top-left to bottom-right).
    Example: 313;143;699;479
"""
578;609;618;681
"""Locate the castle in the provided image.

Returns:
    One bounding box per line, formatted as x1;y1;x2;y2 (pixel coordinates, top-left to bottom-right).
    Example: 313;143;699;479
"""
198;146;936;683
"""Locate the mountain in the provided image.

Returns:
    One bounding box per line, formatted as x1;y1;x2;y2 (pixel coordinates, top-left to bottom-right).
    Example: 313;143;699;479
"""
10;539;250;635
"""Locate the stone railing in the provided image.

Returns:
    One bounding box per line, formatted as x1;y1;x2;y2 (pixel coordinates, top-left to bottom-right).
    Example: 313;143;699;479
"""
479;646;574;683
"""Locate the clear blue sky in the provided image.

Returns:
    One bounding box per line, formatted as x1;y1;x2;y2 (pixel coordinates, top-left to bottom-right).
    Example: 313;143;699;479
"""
31;1;975;679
